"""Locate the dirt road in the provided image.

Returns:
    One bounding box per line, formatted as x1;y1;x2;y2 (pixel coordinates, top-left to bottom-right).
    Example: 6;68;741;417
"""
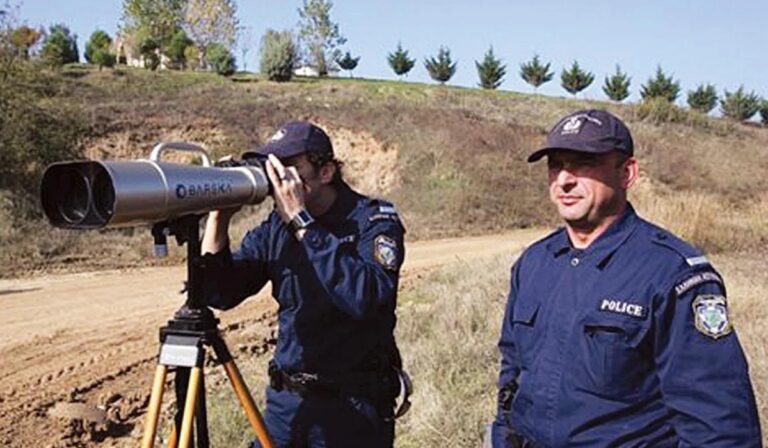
0;230;542;447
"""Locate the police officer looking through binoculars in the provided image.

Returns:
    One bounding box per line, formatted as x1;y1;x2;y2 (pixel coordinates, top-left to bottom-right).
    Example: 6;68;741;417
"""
199;121;410;448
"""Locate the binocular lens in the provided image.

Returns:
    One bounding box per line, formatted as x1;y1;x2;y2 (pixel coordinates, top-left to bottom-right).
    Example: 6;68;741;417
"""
41;166;91;225
92;169;115;221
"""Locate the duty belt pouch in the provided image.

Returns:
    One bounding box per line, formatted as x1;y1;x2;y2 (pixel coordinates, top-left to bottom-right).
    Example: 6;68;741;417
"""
268;360;283;391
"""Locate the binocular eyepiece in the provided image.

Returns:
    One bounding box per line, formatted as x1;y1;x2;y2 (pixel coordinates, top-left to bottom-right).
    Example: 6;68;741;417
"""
41;142;271;229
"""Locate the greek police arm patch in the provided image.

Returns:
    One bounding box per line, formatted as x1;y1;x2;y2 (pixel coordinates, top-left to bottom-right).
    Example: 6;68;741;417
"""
692;294;732;339
374;235;399;271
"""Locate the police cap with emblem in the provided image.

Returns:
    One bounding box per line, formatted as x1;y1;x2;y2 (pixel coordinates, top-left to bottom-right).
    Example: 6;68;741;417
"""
527;109;634;162
255;120;334;160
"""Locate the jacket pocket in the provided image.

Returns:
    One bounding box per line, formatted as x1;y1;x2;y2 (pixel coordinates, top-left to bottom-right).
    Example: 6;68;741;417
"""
510;299;542;369
578;312;652;396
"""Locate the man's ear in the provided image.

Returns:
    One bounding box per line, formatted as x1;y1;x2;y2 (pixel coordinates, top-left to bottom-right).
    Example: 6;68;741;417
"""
623;157;639;189
318;162;336;185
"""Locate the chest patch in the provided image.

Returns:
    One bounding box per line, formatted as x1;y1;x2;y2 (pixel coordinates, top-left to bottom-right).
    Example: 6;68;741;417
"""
692;294;732;339
598;299;645;318
374;235;399;271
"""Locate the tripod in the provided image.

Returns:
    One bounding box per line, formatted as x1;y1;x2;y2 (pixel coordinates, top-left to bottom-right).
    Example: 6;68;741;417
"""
140;216;274;448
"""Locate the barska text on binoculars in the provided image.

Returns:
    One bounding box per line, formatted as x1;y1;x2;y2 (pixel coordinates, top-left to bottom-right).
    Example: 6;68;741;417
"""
175;180;235;199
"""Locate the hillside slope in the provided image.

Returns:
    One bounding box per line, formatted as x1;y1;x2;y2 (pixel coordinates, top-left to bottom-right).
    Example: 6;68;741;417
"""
2;67;767;277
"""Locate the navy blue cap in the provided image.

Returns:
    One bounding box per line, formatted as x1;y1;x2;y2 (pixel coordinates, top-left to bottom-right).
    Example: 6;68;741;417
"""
256;121;333;159
528;109;634;163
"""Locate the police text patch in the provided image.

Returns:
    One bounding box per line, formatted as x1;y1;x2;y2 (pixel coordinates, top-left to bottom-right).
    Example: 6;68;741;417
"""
674;272;722;296
374;235;399;271
692;294;732;339
598;299;645;318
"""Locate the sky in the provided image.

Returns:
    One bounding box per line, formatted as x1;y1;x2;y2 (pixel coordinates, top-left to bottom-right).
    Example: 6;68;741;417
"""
12;0;768;103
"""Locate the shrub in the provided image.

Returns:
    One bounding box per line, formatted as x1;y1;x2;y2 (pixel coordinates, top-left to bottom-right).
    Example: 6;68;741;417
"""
640;66;680;103
687;84;718;114
387;43;415;78
206;42;236;76
720;86;760;122
424;46;457;84
475;46;506;90
259;29;295;82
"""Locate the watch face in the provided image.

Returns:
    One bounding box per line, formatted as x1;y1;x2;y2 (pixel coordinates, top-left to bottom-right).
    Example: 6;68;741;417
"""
291;210;314;231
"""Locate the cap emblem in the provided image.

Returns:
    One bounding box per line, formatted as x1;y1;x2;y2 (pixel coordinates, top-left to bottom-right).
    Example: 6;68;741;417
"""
560;114;603;135
269;129;286;142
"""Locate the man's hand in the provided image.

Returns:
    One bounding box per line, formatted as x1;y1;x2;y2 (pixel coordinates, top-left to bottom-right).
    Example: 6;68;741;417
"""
265;154;306;224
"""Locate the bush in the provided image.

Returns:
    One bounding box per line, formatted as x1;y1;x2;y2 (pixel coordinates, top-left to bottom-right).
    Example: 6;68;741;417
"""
184;45;200;70
635;97;688;124
259;29;296;82
206;42;236;76
760;100;768;125
41;23;79;67
84;30;111;64
687;84;718;114
720;86;760;122
424;46;457;84
640;66;680;103
166;29;193;69
92;49;116;69
603;65;631;102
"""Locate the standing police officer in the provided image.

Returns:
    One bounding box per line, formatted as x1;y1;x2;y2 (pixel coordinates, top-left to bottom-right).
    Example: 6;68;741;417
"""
492;109;762;446
200;121;407;447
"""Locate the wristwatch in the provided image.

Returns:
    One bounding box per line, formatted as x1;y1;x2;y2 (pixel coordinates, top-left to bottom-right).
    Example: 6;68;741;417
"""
289;209;315;233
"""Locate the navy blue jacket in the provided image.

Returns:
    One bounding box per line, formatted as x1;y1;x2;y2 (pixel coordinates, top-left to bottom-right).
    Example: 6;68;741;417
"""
493;205;761;447
201;183;405;375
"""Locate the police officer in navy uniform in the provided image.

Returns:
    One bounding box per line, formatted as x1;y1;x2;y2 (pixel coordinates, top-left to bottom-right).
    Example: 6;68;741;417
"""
492;109;762;447
200;121;407;447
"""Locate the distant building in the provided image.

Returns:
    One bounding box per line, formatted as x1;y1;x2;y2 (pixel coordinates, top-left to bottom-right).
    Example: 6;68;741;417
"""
293;65;339;77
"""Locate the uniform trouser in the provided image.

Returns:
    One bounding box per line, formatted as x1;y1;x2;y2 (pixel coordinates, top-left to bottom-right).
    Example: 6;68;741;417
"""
251;386;394;448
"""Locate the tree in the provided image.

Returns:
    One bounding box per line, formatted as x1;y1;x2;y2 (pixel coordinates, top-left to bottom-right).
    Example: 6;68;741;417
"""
686;83;718;114
184;0;238;69
41;23;78;67
297;0;346;76
336;51;358;77
139;37;160;70
120;0;185;55
475;46;505;90
259;29;296;82
10;25;41;59
560;60;594;96
84;30;112;64
424;46;456;84
519;54;553;91
720;86;760;121
237;25;253;72
206;42;236;76
640;66;680;102
760;100;768;126
602;65;631;102
387;43;414;78
166;28;192;69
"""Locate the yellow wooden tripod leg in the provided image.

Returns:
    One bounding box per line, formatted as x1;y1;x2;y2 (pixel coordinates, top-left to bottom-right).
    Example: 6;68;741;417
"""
178;367;202;448
167;424;178;448
141;365;168;448
222;360;275;448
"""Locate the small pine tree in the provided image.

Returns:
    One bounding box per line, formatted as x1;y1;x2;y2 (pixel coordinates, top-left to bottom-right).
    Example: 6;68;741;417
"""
260;29;296;82
336;51;359;77
387;43;415;78
91;49;116;70
41;23;79;67
424;46;456;84
560;60;594;96
519;54;553;91
720;86;760;121
475;46;505;90
85;30;111;64
760;99;768;125
640;66;680;102
686;84;718;114
602;65;631;102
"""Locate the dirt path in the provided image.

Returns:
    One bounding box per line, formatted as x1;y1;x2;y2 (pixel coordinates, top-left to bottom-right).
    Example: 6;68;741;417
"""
0;230;543;447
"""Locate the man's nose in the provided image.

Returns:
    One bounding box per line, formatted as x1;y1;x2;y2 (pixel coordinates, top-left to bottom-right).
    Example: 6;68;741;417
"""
556;167;577;187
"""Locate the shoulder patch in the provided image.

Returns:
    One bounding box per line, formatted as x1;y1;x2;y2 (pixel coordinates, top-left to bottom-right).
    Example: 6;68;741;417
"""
374;235;399;271
675;271;723;296
692;294;732;339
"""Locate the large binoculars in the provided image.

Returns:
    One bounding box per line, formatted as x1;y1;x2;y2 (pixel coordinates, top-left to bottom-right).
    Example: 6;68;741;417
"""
41;142;271;229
